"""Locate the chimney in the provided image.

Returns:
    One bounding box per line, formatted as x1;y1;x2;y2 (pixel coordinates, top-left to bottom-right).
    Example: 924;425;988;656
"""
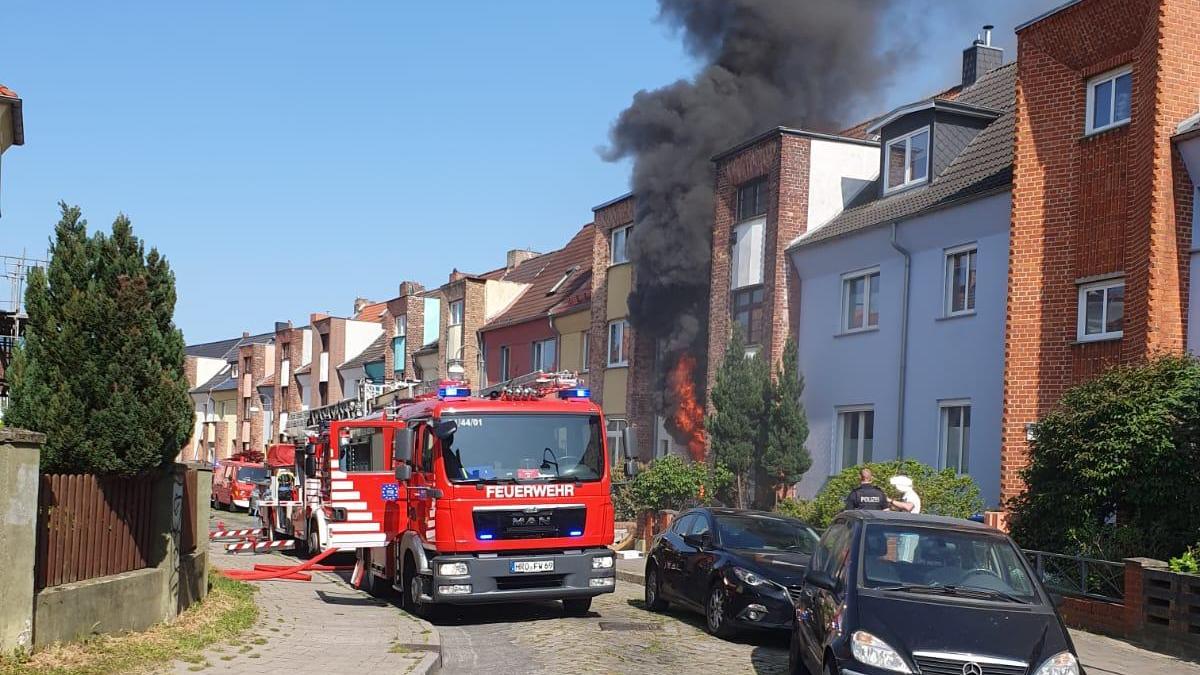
242;331;250;339
506;249;541;269
398;281;424;298
961;24;1003;88
353;297;372;315
449;269;467;283
274;321;290;332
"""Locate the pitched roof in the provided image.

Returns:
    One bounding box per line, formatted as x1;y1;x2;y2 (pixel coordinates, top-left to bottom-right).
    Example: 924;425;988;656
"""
792;62;1016;250
185;331;274;361
1176;111;1200;141
257;373;277;388
294;362;312;375
340;333;388;369
0;84;17;99
353;301;388;324
191;365;232;393
549;269;592;316
481;224;595;331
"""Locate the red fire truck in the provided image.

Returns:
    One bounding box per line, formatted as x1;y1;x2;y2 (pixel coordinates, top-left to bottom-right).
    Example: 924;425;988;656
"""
275;373;617;616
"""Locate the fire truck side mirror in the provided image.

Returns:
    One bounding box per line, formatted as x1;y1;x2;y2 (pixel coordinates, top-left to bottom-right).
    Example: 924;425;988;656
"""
393;428;413;463
394;464;412;482
621;427;638;462
624;459;639;479
433;420;458;441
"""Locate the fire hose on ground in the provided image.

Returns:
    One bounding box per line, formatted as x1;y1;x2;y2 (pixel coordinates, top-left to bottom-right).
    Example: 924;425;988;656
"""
220;546;343;582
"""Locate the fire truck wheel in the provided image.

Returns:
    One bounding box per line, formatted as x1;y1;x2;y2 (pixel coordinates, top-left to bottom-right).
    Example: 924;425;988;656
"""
305;520;320;558
562;598;593;617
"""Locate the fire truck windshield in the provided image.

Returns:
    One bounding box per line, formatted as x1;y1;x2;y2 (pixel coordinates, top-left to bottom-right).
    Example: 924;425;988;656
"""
440;414;604;484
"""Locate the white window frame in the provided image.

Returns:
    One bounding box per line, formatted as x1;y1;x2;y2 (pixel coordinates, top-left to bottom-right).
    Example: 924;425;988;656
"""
611;225;632;266
938;399;972;474
449;300;464;326
395;314;407;337
607;319;629;367
840;267;881;333
834;406;875;472
883;126;930;193
943;243;978;317
1076;278;1125;342
532;338;557;372
580;331;590;373
499;345;510;381
1085;65;1133;135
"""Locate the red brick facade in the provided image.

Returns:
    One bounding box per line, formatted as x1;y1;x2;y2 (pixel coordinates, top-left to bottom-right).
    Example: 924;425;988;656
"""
272;322;307;439
310;314;348;407
235;341;273;452
436;276;486;385
383;281;425;382
1002;0;1199;502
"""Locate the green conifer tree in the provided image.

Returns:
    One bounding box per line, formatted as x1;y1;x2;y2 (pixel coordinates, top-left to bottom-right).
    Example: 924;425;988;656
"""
762;338;811;507
705;326;769;508
7;203;192;475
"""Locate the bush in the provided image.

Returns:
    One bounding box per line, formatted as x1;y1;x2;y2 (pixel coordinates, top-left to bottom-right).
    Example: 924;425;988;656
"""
626;455;732;513
612;482;638;522
1170;546;1200;574
774;498;817;524
1008;356;1200;560
802;459;984;529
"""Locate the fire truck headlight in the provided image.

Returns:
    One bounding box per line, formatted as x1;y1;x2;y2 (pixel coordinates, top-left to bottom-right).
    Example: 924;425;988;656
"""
438;562;469;576
438;584;472;595
592;555;614;569
589;577;615;588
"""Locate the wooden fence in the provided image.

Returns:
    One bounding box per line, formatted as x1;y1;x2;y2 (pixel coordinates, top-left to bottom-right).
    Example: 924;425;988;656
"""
35;474;157;590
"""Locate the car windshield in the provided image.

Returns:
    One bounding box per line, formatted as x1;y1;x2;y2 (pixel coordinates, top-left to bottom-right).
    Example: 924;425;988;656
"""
861;524;1039;603
715;514;820;554
441;414;604;484
236;467;268;482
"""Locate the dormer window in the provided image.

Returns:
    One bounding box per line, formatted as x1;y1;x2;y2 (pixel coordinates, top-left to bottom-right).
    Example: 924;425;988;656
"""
547;265;579;296
884;127;930;193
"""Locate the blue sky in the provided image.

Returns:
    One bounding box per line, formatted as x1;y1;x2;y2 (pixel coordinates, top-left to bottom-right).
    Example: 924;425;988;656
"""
0;1;1054;344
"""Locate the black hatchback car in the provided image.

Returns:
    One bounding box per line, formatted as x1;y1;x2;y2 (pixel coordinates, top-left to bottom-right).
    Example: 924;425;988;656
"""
790;510;1083;675
644;507;820;637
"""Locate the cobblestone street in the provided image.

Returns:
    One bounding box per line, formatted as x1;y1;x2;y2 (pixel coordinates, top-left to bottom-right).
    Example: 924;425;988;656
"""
435;580;788;674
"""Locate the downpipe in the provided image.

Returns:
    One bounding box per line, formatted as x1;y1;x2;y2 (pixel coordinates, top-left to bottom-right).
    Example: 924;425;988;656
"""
890;223;911;459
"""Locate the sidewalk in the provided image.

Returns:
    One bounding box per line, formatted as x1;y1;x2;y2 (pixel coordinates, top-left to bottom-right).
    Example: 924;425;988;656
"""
615;556;1200;674
172;539;440;674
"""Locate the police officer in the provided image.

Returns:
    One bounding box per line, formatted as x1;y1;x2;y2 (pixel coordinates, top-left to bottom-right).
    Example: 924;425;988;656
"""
845;468;889;511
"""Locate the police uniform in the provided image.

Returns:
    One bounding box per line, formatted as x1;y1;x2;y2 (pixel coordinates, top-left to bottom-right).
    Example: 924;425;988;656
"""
845;483;889;511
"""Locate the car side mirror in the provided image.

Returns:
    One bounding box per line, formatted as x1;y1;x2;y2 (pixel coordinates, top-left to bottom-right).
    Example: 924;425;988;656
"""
433;420;458;440
393;428;413;463
682;533;711;550
805;569;838;592
1049;592;1064;609
394;464;412;481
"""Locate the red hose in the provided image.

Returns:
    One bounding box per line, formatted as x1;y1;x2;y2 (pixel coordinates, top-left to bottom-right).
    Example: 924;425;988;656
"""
252;563;352;572
220;546;340;581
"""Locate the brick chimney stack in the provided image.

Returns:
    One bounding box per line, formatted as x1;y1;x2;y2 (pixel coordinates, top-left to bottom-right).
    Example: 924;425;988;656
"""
962;24;1003;87
506;249;541;269
353;297;372;315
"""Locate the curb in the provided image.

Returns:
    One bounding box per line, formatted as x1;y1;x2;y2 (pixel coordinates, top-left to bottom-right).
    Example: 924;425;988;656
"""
616;563;646;587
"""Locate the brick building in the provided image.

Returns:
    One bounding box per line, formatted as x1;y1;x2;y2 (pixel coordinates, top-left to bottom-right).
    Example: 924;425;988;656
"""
1001;0;1200;502
270;320;312;442
183;330;273;462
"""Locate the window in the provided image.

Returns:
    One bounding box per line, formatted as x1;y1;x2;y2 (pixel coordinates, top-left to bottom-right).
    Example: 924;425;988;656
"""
230;363;238;378
532;338;557;372
395;315;407;337
611;225;632;265
884;127;930;192
672;514;697;535
737;178;767;222
1087;66;1132;134
940;401;971;474
841;269;880;332
945;245;978;315
1077;279;1124;342
732;286;765;344
449;300;464;326
499;346;510;381
606;418;628;468
548;266;578;295
580;331;590;372
607;320;630;367
837;407;874;470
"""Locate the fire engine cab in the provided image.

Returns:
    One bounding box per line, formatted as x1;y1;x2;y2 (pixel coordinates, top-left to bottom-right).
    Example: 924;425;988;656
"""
365;372;617;617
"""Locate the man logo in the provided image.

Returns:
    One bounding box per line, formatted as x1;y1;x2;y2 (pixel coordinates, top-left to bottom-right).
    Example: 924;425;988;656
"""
962;663;983;675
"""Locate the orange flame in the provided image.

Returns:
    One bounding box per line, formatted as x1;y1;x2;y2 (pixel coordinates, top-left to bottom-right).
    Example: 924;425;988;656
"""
668;354;706;461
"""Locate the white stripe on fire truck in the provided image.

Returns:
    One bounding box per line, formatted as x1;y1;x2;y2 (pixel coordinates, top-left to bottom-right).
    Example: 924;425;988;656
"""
331;501;367;510
330;470;348;479
329;522;381;533
331;480;354;490
346;511;374;521
331;490;360;500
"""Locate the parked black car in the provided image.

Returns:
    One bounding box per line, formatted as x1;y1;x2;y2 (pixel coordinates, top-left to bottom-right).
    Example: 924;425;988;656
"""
643;507;820;637
790;510;1083;675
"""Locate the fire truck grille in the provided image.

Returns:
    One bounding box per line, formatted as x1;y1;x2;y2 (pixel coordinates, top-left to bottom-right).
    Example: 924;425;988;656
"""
495;574;565;591
473;506;587;540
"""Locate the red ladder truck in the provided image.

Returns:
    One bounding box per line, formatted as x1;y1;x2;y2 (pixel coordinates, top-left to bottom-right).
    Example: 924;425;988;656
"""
365;372;616;617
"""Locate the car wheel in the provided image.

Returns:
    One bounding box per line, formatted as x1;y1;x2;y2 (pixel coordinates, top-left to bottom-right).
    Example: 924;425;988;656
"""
705;584;736;639
563;598;592;617
644;565;669;611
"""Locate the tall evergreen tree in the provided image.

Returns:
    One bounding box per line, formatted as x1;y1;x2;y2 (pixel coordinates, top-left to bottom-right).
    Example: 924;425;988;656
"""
7;203;192;475
706;326;769;508
762;338;811;507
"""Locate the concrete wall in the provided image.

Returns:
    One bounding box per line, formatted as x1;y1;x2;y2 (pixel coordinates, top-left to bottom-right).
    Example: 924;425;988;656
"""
344;319;383;366
807;138;879;230
790;192;1010;507
0;428;43;652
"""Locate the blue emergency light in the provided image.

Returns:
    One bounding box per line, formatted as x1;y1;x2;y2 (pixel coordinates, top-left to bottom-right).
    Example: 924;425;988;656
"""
478;532;494;540
568;530;583;537
439;386;471;399
558;387;591;400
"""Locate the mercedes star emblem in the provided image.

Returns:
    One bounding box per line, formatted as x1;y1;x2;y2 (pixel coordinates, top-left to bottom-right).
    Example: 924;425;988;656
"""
962;663;984;675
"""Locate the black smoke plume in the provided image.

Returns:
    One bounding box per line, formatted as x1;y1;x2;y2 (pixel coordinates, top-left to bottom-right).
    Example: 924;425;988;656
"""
604;0;918;423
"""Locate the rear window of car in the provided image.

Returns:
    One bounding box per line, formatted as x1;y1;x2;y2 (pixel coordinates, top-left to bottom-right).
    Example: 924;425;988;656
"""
236;467;268;482
860;524;1038;602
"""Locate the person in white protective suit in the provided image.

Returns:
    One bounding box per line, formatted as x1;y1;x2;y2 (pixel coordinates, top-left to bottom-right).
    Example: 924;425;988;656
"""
888;475;921;562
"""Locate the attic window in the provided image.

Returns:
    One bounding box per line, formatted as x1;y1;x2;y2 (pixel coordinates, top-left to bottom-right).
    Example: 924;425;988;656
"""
547;265;579;296
884;127;930;193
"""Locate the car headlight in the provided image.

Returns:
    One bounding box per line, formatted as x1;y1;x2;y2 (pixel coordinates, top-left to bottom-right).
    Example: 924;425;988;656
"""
850;631;911;674
1033;651;1079;675
592;555;614;569
437;562;469;576
730;567;766;586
